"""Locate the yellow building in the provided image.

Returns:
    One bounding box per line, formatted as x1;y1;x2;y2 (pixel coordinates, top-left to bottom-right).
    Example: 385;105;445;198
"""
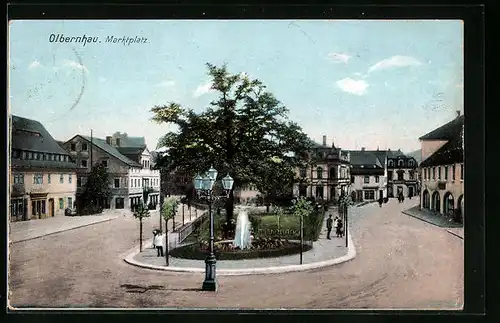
419;113;464;220
9;115;78;221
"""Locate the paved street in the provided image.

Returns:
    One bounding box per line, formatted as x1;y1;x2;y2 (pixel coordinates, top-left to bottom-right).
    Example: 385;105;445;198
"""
9;199;463;309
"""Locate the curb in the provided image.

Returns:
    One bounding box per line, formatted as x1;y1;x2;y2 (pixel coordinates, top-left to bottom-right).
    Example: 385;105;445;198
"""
445;229;464;240
10;216;119;244
123;230;357;276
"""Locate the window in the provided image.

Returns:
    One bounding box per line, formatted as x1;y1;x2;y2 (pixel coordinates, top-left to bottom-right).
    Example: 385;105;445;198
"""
12;150;19;158
409;171;415;180
388;160;394;167
59;198;64;209
43;154;47;160
13;173;24;184
375;176;380;183
398;159;404;167
408;160;414;167
102;160;108;167
388;171;393;180
444;166;448;180
452;165;456;180
438;167;441;180
114;178;120;188
364;176;370;184
33;173;43;184
432;167;436;180
36;153;41;160
81;160;87;167
71;143;76;151
68;174;72;184
460;164;464;180
316;167;323;179
82;143;88;151
424;168;427;180
48;174;51;184
68;197;73;208
21;151;26;159
397;171;404;180
130;179;133;188
60;174;64;183
299;168;307;178
77;177;82;187
351;175;355;183
64;156;68;162
329;167;336;179
28;152;33;159
364;190;375;200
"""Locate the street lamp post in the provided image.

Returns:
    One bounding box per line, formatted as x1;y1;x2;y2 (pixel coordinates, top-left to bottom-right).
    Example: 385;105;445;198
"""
193;166;234;292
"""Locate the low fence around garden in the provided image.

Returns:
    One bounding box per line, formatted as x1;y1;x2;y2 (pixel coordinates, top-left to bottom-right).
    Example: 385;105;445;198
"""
176;209;208;244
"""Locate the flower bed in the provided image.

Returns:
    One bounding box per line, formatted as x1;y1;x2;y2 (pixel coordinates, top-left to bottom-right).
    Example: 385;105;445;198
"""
169;238;313;260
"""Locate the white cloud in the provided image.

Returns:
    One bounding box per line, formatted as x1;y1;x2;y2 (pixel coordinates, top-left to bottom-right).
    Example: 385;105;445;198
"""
62;59;89;73
28;60;42;70
157;80;175;87
327;52;351;64
368;55;422;73
193;82;213;98
336;78;369;96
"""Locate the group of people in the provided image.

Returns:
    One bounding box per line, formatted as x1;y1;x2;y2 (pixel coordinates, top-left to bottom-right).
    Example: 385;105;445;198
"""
152;229;165;257
326;214;344;240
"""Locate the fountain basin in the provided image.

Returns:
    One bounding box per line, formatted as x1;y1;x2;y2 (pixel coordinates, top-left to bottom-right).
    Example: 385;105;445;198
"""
169;238;313;261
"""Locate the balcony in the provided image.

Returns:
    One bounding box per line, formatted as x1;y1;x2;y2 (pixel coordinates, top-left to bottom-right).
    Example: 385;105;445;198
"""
30;184;48;194
11;183;26;196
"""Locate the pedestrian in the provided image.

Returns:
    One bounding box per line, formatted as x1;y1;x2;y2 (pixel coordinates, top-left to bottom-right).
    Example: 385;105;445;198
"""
378;196;383;207
326;214;333;240
336;218;343;237
152;229;158;248
333;216;339;237
154;230;164;257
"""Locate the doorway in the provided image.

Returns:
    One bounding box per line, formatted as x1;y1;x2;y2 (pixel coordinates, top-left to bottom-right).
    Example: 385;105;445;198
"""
49;199;54;217
379;190;383;199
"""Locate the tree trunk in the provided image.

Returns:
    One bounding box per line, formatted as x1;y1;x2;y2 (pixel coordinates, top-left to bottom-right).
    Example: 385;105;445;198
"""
139;218;143;252
165;219;169;266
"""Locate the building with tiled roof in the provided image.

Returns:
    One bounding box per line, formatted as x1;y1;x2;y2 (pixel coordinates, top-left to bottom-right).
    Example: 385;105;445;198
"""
346;148;418;202
10;115;78;222
419;112;464;221
61;131;160;211
293;135;351;202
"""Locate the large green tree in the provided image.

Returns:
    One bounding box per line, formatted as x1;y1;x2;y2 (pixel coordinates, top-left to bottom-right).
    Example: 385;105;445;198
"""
151;63;313;232
81;164;111;212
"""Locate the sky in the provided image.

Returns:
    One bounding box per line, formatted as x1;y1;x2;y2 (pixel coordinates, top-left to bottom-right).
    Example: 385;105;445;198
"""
8;20;463;153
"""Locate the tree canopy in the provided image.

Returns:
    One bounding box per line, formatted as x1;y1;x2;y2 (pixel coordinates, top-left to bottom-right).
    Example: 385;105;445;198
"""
151;63;313;194
82;164;111;206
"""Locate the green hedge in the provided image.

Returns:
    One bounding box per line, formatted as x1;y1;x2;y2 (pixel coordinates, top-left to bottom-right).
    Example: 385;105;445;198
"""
169;241;313;260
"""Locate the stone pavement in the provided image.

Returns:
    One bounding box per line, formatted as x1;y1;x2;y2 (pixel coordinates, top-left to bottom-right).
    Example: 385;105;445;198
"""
9;212;121;243
129;207;350;270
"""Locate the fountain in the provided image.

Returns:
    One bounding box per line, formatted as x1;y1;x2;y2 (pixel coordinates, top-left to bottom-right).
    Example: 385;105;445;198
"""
233;207;252;249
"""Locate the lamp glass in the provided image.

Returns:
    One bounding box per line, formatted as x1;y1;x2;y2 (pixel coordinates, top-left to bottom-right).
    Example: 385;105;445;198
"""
194;175;203;190
202;175;211;190
208;166;218;181
222;174;234;190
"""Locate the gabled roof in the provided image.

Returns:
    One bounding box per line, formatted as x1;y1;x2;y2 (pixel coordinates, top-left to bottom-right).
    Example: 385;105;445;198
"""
119;136;145;147
419;115;464;140
11;115;72;156
79;135;142;167
419;134;463;167
11;159;79;171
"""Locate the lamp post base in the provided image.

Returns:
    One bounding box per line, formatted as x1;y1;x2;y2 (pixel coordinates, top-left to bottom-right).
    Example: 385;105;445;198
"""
202;255;217;291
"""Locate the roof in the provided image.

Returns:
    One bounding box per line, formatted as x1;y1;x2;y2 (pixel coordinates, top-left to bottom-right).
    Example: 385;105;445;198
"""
419;135;463;167
116;147;145;155
11;115;73;156
11;159;79;171
80;135;142;167
114;134;146;147
419;115;464;140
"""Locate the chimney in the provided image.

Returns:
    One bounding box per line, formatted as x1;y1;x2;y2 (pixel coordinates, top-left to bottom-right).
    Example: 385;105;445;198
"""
322;135;327;146
361;147;365;151
106;136;112;145
116;138;121;147
456;110;461;118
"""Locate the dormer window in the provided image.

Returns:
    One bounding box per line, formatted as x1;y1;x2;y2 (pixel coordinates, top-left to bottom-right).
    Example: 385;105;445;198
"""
408;160;414;167
398;159;404;167
388;160;394;167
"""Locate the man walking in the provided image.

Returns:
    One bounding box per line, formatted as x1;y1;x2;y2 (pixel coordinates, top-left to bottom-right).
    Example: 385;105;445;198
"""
154;230;164;257
326;214;333;240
